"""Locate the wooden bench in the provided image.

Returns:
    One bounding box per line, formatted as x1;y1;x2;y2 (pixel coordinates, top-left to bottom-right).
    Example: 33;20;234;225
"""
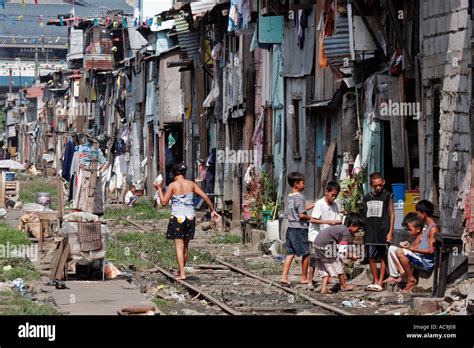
432;233;467;297
4;181;19;200
37;211;59;253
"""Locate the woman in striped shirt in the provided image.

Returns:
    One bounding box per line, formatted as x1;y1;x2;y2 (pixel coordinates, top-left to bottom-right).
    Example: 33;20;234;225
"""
157;164;219;280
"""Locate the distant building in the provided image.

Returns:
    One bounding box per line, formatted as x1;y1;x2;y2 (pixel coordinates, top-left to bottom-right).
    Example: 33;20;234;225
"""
0;0;132;93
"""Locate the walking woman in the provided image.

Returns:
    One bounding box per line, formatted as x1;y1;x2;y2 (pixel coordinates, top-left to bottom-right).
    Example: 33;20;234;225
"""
156;163;219;280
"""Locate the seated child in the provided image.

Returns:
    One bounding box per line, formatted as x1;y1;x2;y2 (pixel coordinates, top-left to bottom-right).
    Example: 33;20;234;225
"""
385;200;438;293
124;185;138;207
312;213;363;294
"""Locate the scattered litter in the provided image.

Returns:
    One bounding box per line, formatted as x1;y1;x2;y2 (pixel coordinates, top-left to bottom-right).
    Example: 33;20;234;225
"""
341;299;367;308
199;300;208;306
393;312;401;315
2;265;12;272
104;261;122;280
12;278;26;295
342;301;353;308
157;284;166;290
22;203;45;213
193;256;198;261
0;208;6;219
272;255;285;262
63;212;99;222
170;293;185;303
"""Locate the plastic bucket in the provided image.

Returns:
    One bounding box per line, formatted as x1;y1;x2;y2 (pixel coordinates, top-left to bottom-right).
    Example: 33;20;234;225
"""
266;220;280;241
392;183;406;203
36;192;51;209
5;172;15;181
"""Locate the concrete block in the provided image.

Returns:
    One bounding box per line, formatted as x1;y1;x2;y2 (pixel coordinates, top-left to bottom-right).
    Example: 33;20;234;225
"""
423;0;429;19
450;0;460;12
455;134;471;152
440;113;455;130
438;148;450;170
428;0;435;17
444;0;451;14
448;94;470;113
453;114;470;132
422;40;430;56
447;30;469;51
442;75;469;93
429;37;436;56
456;10;468;29
428;18;436;36
413;297;444;314
459;0;469;10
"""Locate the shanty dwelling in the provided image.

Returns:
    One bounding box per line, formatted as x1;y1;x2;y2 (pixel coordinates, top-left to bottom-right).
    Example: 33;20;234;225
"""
281;3;317;203
417;0;472;293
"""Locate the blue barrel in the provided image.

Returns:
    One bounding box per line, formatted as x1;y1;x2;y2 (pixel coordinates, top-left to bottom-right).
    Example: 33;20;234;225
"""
392;183;406;203
5;172;15;181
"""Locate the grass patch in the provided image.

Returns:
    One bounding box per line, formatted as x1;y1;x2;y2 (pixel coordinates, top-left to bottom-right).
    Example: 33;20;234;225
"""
108;231;214;270
104;201;170;221
19;176;57;209
0;222;30;246
2;265;40;282
152;297;169;308
0;291;60;315
0;258;40;282
0;223;39;282
209;233;242;244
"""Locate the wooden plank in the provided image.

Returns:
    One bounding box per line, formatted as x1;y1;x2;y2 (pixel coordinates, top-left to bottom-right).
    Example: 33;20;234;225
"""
49;239;65;280
195;264;230;270
152;265;241;316
320;141;336;190
121;306;156;314
237;306;298;313
54;243;70;281
122;218;150;233
56;175;64;220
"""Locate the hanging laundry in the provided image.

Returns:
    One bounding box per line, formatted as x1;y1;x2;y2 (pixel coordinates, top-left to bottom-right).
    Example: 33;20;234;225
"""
228;0;250;33
61;139;76;181
168;132;176;149
73;141;108;215
319;3;334;67
252;111;265;174
296;10;308;49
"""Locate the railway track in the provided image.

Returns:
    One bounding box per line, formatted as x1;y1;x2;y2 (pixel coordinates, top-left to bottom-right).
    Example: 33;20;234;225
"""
121;217;352;316
152;257;351;316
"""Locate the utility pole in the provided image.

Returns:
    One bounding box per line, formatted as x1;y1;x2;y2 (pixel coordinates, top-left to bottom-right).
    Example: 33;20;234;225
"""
8;68;12;94
35;43;39;82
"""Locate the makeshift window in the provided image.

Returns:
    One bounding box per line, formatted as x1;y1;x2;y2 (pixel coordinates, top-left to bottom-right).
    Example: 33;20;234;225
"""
291;98;301;159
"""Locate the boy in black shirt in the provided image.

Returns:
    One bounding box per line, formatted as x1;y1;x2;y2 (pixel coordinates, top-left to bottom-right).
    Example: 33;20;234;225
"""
363;172;394;292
